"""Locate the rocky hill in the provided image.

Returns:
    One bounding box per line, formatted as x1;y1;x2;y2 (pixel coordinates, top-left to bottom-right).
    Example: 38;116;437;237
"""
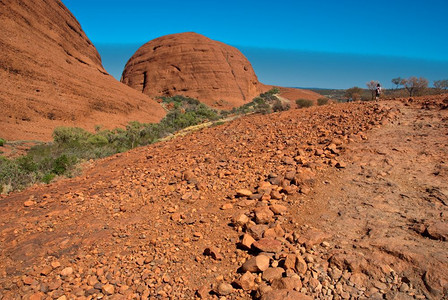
121;32;321;109
0;0;166;141
1;95;447;299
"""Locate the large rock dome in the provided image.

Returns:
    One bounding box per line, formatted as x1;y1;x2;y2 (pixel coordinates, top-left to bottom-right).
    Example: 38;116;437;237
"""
121;32;266;109
0;0;165;141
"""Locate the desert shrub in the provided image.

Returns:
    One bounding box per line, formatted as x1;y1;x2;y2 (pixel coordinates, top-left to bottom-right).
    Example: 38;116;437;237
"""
0;138;5;147
42;173;56;184
52;154;74;175
272;100;290;112
296;99;314;108
53;127;92;146
317;98;329;106
345;87;363;101
87;134;109;146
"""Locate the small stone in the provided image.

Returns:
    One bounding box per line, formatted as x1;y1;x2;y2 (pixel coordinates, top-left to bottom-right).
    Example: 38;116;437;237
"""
350;272;368;287
196;285;210;298
271;277;302;291
240;234;256;250
285;170;296;180
56;296;67;300
295;255;307;275
283;254;296;271
309;277;320;290
236;189;253;197
102;284;115;295
232;213;250;226
270;190;283;200
254;206;274;224
171;212;181;221
256;283;273;299
22;276;34;285
426;222;448;241
299;186;311;194
262;267;284;283
28;293;43;300
270;204;288;215
221;203;233;210
373;280;388;290
51;261;61;269
40;266;52;276
252;238;282;253
60;267;73;276
204;246;223;260
281;185;296;195
282;156;295;165
24;200;35;207
399;283;409;292
247;224;268;240
237;271;256;290
263;224;285;238
87;275;98;286
216;282;233;296
241;255;270;273
48;280;62;291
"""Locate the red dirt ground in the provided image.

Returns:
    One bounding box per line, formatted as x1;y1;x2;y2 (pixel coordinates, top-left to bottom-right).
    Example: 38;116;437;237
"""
1;95;447;299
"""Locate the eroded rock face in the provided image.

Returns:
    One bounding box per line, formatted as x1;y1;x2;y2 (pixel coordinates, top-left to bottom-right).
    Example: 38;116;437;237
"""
121;32;266;109
0;0;165;141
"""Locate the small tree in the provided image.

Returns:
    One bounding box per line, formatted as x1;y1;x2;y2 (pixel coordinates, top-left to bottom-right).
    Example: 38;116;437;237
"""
345;87;363;102
434;80;448;92
391;77;402;89
400;77;429;97
366;80;379;100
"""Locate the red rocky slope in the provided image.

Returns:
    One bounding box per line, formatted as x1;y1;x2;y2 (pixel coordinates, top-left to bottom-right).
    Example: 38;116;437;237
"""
2;97;447;299
0;0;165;141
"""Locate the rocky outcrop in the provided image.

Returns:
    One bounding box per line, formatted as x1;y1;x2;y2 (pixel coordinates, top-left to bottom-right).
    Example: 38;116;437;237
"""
121;32;267;109
0;0;165;141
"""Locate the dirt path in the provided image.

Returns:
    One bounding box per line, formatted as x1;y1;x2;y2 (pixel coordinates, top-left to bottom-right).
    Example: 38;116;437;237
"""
0;96;447;299
302;99;448;298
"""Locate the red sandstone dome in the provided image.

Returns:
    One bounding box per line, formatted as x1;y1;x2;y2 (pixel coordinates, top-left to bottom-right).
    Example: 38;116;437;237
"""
0;0;165;141
121;32;267;109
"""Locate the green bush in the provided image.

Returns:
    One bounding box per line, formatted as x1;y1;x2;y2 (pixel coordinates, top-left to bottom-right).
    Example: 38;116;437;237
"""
0;138;5;147
42;173;56;184
317;98;329;106
296;99;314;108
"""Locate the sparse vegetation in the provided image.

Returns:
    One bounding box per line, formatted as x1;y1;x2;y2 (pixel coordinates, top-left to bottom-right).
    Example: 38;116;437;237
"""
0;90;291;193
317;98;329;106
391;77;402;89
344;87;363;102
400;76;429;97
295;99;314;108
0;138;5;147
434;79;448;92
227;88;285;115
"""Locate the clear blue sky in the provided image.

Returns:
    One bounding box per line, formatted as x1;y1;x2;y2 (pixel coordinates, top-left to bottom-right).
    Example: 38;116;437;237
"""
63;0;448;89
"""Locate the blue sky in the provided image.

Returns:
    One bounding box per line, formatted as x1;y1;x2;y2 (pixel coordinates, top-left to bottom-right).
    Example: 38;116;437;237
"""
63;0;448;89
